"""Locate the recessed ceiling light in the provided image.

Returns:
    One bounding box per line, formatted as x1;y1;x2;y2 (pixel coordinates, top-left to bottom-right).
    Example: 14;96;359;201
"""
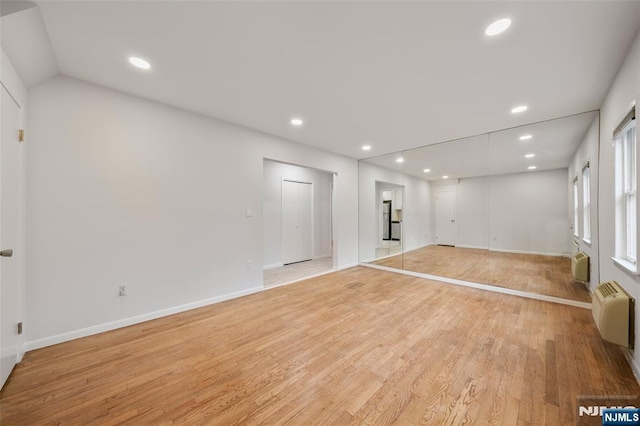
511;105;528;114
129;56;151;70
396;158;404;163
362;145;371;151
528;166;537;170
442;175;449;179
290;118;303;126
423;169;431;173
520;134;532;140
525;153;535;158
485;18;512;36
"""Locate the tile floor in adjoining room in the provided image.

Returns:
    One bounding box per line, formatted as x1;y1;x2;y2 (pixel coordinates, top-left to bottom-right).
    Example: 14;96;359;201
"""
263;257;335;288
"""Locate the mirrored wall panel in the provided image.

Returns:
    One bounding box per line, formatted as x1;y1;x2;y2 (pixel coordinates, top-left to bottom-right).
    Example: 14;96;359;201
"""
358;152;406;269
358;111;599;303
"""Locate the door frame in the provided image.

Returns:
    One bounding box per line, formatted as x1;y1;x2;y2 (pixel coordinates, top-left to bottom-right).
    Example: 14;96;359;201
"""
281;178;314;265
0;57;27;390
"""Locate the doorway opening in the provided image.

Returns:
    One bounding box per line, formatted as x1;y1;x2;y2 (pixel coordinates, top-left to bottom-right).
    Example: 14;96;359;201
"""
1;84;25;390
375;182;404;259
262;159;337;288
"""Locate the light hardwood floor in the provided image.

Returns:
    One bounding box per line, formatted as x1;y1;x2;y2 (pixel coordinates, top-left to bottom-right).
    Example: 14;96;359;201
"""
373;245;591;303
1;267;635;424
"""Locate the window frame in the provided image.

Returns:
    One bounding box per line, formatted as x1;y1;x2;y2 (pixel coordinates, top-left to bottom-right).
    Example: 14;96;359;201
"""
573;177;579;238
582;163;591;243
613;107;638;275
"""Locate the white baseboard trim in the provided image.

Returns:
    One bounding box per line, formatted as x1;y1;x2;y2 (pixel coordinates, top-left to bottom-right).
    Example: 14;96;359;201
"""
622;348;640;384
359;262;592;309
489;247;570;257
24;285;264;352
456;244;489;250
264;254;332;270
263;263;283;270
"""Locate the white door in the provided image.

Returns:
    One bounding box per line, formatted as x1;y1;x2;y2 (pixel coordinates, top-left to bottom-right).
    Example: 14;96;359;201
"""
1;86;22;389
282;180;313;265
435;190;456;246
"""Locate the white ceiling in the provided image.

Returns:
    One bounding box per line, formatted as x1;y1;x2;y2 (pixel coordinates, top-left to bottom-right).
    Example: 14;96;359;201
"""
366;111;598;181
3;1;640;159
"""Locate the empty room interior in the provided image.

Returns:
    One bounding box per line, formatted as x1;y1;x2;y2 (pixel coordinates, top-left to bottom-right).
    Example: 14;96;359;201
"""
3;1;640;424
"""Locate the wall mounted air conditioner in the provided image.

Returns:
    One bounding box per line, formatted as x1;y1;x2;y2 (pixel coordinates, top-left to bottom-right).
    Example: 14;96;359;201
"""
571;252;590;282
592;281;634;348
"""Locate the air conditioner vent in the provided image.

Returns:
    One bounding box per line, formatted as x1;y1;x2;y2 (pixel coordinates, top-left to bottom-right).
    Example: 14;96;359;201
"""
599;281;619;298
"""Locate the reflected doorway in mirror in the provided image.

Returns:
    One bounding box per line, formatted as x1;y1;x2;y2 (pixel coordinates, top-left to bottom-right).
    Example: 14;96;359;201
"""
436;190;456;246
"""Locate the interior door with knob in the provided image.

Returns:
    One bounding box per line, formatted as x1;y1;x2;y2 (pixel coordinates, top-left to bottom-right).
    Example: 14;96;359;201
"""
1;85;23;389
435;190;456;246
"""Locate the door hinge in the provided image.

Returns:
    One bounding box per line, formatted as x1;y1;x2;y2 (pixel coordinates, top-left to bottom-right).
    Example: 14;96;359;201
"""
18;129;24;142
17;322;23;335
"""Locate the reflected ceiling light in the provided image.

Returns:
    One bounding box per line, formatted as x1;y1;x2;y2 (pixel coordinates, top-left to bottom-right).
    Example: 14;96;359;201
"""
485;18;512;36
511;105;528;114
525;153;535;158
290;118;303;126
442;175;449;179
520;134;532;140
396;158;404;163
362;145;371;151
528;166;537;170
128;56;151;70
423;169;431;173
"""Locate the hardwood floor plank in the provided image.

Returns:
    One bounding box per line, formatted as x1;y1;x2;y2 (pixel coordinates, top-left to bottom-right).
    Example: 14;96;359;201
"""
1;267;636;424
373;245;591;302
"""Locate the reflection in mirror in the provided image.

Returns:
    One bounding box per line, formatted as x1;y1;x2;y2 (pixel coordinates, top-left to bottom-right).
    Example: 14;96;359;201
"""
486;112;599;303
358;111;599;303
397;134;491;285
358;153;407;269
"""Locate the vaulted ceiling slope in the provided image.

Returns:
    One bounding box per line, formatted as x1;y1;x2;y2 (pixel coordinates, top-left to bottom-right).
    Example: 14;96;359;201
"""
3;1;640;159
1;2;59;88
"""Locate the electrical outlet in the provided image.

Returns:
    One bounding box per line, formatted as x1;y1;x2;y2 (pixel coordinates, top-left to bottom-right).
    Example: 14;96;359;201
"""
247;260;253;270
119;285;127;296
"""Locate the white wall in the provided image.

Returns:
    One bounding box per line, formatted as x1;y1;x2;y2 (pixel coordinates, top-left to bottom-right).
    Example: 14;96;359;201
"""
439;177;490;249
568;117;600;290
429;169;569;255
402;174;432;252
488;169;569;255
25;76;358;348
597;29;640;371
263;160;332;268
